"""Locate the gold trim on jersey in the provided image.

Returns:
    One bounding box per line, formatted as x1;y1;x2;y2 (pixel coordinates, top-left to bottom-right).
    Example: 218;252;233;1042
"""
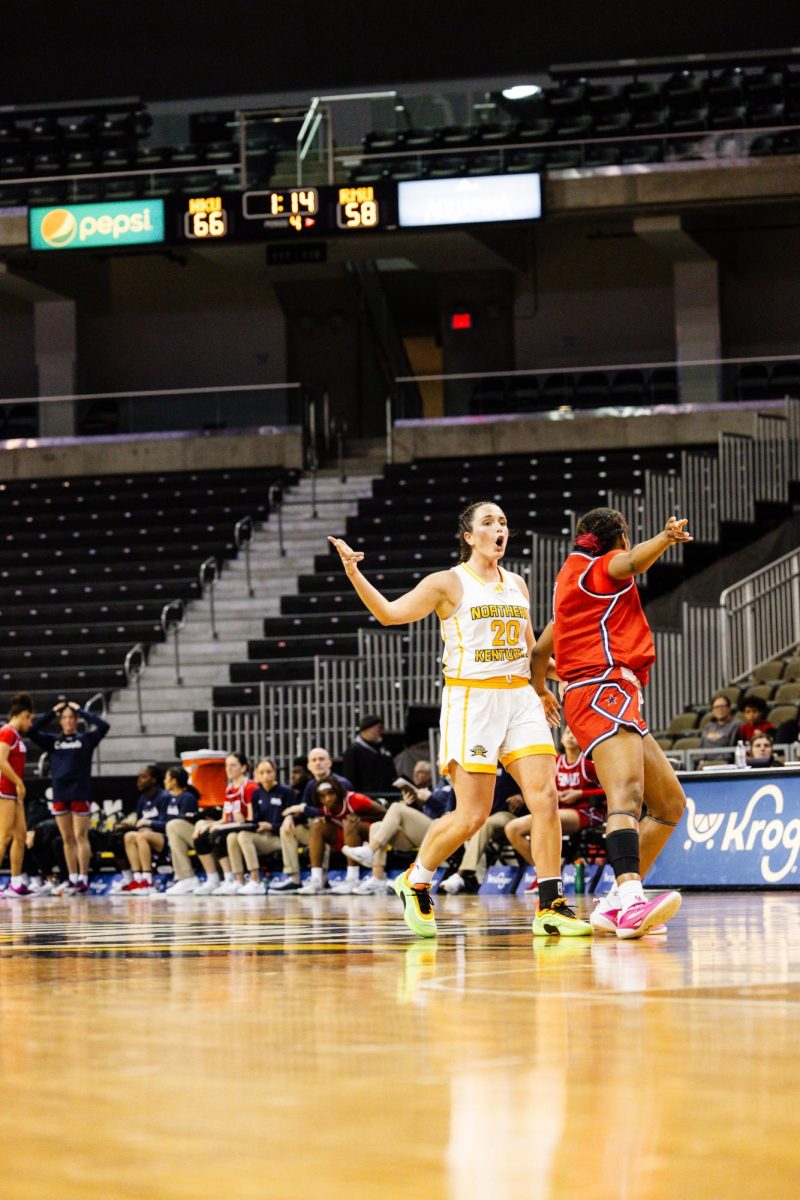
501;744;557;766
453;613;464;678
461;562;504;588
444;675;530;690
460;687;471;763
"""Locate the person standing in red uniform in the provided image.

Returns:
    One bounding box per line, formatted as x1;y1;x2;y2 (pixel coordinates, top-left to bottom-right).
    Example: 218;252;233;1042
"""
532;508;691;939
0;692;35;898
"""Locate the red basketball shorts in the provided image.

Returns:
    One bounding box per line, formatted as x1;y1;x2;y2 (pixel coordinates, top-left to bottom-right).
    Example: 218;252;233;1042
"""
562;674;648;758
52;799;91;816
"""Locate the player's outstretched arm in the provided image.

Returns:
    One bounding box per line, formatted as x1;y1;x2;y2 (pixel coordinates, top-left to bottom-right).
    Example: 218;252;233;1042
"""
608;516;693;580
328;536;457;625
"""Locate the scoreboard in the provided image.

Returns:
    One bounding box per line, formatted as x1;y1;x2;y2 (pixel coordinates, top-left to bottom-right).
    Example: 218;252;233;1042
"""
23;176;541;252
176;184;396;243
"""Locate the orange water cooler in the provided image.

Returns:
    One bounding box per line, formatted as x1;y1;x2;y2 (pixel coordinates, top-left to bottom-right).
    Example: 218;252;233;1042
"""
181;749;228;808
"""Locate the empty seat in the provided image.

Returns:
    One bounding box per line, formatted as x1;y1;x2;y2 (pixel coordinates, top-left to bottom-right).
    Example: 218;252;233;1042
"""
666;712;699;736
750;659;785;684
773;682;800;705
766;704;799;729
672;735;701;750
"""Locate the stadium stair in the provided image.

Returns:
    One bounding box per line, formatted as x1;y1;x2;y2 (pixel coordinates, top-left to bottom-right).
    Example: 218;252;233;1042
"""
100;469;376;775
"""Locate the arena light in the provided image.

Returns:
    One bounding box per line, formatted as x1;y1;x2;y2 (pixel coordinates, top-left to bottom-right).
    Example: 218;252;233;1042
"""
501;84;543;101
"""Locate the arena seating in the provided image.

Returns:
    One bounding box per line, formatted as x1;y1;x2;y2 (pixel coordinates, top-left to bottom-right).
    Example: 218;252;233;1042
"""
198;443;780;723
0;100;252;207
657;650;800;750
467;361;800;415
350;56;800;183
0;466;297;721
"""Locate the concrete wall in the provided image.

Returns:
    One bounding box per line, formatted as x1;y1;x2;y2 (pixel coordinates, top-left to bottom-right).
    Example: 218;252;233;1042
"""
394;404;769;462
0;428;303;482
81;252;287;393
0;291;37;398
514;223;675;371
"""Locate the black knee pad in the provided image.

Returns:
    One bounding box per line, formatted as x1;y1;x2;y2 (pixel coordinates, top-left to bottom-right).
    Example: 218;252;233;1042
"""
606;827;640;877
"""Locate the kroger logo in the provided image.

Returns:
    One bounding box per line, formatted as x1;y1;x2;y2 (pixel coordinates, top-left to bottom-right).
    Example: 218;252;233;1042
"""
31;200;165;251
684;785;800;883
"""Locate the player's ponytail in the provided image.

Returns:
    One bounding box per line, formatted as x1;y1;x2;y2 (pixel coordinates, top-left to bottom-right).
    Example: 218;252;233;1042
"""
574;508;627;556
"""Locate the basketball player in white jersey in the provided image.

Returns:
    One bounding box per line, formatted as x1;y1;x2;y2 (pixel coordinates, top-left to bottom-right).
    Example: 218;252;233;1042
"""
328;501;590;939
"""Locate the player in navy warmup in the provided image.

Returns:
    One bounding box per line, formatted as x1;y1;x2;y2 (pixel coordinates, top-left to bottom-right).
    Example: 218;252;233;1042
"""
29;700;109;895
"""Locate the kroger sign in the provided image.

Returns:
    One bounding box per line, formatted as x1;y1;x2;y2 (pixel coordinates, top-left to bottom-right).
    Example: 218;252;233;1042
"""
648;771;800;888
30;200;165;250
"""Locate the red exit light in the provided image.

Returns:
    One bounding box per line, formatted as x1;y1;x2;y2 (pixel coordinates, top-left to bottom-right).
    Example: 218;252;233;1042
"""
451;311;472;330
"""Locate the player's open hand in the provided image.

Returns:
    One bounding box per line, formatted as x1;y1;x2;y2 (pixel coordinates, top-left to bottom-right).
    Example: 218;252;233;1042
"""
663;516;693;543
538;688;561;728
328;536;365;576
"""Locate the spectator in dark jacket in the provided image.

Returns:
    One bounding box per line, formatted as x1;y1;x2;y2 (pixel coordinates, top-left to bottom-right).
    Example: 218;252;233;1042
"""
115;765;171;895
341;715;396;794
227;758;295;895
23;794;66;894
123;766;200;889
29;700;109;895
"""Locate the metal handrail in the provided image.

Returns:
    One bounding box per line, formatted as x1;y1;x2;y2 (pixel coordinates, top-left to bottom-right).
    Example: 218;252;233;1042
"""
339;118;800;168
269;485;286;558
160;599;186;686
124;643;146;734
234;516;255;598
199;557;220;640
393;350;800;386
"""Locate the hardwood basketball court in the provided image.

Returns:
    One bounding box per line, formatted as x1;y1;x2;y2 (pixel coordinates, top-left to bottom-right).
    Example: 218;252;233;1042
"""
0;892;796;1199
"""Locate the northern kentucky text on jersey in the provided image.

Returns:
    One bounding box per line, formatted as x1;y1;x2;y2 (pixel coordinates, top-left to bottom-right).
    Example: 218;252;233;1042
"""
469;604;528;620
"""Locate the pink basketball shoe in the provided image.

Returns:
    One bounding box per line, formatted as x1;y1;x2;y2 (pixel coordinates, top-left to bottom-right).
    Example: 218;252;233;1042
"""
616;891;681;940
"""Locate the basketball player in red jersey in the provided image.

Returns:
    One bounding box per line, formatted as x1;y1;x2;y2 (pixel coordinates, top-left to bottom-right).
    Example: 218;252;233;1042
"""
531;508;690;939
0;692;35;897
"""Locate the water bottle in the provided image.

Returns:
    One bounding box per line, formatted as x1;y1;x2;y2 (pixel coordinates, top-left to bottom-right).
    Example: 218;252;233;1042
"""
734;740;747;769
574;859;585;894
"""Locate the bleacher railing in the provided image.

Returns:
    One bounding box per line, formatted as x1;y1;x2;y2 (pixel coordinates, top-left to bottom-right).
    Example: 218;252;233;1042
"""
720;549;800;684
0;380;305;442
207;628;405;773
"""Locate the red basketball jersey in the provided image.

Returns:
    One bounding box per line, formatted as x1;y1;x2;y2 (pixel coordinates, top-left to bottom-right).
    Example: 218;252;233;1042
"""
554;751;603;796
552;550;655;686
223;779;258;823
0;723;27;798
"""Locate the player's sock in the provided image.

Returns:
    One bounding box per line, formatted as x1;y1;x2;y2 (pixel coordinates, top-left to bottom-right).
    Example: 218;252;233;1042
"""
538;877;564;908
10;875;23;888
346;865;359;882
206;872;220;886
311;866;324;884
142;871;152;884
618;878;645;911
69;873;79;884
78;874;88;885
224;871;235;884
133;872;142;883
408;861;434;886
121;870;133;885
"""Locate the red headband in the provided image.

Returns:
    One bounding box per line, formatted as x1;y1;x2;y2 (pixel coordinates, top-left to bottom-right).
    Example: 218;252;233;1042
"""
574;532;602;554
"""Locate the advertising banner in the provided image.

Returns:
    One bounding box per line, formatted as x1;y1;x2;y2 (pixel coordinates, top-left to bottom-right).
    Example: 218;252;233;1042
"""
648;769;800;887
30;200;165;250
